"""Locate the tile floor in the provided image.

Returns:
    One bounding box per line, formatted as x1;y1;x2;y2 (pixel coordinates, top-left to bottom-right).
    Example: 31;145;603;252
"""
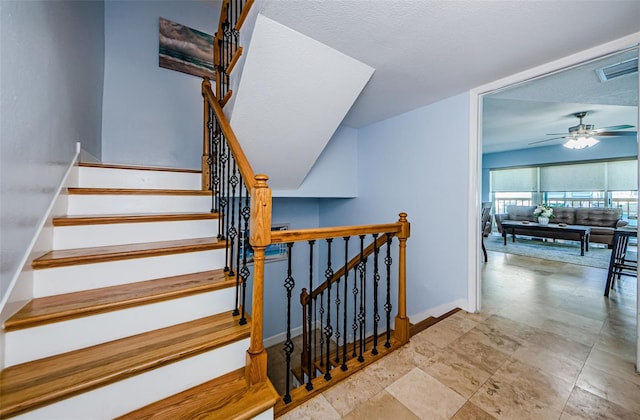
273;250;639;419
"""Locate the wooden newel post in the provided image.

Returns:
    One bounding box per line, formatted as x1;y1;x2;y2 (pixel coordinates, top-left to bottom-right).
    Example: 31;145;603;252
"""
395;212;411;344
201;78;212;191
246;174;272;385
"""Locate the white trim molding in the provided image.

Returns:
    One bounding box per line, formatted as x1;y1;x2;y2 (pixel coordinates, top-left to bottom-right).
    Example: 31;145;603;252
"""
467;32;640;366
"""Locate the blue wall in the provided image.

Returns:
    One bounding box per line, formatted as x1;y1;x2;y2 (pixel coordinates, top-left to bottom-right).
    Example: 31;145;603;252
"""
101;0;218;169
482;136;638;201
320;93;472;321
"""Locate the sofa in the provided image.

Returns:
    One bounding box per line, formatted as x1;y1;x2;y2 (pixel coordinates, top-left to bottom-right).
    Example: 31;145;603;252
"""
494;205;628;247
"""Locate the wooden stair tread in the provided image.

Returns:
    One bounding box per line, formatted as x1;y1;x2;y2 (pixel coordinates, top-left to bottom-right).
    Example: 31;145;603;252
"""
0;311;250;418
53;212;219;226
68;187;211;196
79;162;201;173
5;270;234;331
32;237;224;269
116;368;279;420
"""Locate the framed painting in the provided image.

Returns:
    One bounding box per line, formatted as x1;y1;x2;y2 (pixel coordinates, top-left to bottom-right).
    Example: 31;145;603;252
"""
158;17;215;79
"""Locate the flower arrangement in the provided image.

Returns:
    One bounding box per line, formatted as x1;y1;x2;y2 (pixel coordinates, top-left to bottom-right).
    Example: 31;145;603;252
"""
533;204;555;219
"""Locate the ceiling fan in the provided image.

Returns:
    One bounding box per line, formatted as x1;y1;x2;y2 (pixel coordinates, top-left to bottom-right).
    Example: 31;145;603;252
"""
529;111;636;149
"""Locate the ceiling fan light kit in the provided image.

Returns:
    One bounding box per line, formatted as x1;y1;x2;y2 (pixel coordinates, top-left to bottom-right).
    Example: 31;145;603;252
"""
563;136;599;149
528;111;636;149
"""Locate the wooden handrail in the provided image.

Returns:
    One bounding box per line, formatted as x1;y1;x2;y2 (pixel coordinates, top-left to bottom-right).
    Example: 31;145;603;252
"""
271;223;402;244
227;46;243;75
304;233;391;302
235;0;254;31
202;79;256;190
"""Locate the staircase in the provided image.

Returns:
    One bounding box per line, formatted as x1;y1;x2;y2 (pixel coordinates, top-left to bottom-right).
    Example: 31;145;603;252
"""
0;163;278;419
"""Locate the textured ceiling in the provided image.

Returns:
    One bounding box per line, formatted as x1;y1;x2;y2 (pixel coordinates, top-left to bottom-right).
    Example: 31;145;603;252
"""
260;0;640;131
483;49;639;153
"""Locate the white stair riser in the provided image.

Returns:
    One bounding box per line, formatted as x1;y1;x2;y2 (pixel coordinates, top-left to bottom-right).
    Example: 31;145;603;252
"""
53;220;219;250
67;194;213;215
33;249;227;297
5;288;237;367
78;167;201;190
14;337;249;419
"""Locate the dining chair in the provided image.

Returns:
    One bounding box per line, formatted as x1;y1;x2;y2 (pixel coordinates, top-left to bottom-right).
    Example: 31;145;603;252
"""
604;228;637;297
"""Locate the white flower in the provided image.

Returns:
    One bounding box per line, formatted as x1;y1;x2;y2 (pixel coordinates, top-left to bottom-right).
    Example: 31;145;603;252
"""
533;204;554;218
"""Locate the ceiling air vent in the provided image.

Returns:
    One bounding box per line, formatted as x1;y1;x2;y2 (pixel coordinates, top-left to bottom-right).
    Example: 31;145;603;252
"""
596;58;638;82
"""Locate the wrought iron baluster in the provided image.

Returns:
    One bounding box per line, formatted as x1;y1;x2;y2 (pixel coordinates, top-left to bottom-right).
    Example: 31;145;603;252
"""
218;139;228;246
384;234;393;348
324;238;333;380
223;147;231;270
357;235;365;362
282;243;295;404
212;123;221;221
237;183;250;322
227;160;238;277
305;240;315;391
351;267;358;359
207;108;215;211
313;295;318;378
341;236;349;371
319;291;324;368
372;234;380;355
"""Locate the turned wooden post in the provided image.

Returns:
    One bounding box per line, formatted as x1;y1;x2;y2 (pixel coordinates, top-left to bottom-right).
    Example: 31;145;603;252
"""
394;212;411;344
246;174;272;385
201;78;212;191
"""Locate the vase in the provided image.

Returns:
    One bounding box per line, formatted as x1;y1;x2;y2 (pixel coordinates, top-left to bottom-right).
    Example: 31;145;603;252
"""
538;216;549;225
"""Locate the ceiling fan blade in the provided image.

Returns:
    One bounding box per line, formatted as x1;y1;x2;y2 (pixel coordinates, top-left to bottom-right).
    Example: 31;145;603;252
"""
594;131;637;137
528;136;566;145
545;132;570;136
593;124;635;132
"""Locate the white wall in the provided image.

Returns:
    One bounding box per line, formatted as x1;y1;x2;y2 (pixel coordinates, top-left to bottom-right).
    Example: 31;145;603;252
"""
0;0;104;304
272;125;358;198
320;93;472;322
101;0;219;169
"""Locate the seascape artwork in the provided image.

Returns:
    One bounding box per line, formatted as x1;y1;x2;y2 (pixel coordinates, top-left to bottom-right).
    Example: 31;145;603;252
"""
159;17;215;79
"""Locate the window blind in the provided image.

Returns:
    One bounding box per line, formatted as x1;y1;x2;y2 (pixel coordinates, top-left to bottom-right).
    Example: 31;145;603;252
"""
491;167;537;192
540;162;605;192
607;160;638;191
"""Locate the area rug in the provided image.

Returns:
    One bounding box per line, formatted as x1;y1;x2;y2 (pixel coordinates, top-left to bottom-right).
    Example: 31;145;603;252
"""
484;234;612;269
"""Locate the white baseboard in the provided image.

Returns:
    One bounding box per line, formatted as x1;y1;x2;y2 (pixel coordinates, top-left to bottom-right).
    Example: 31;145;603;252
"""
409;298;468;324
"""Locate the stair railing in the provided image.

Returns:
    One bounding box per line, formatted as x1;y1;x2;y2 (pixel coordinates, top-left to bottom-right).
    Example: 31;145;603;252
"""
273;214;411;413
202;0;411;399
203;0;252;189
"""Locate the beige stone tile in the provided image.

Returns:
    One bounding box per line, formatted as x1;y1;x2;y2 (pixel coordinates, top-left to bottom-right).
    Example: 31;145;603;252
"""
417;322;466;349
470;359;573;419
560;386;640;420
476;314;539;346
342;390;419;420
362;345;417;388
418;350;491;398
406;332;439;364
462;323;520;355
437;312;480;335
592;330;637;361
536;317;600;347
278;394;341;420
520;328;592;364
322;370;384;416
386;367;466;420
510;341;584;385
585;347;640;386
576;365;640;414
451;330;515;373
450;401;496;420
453;309;494;324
